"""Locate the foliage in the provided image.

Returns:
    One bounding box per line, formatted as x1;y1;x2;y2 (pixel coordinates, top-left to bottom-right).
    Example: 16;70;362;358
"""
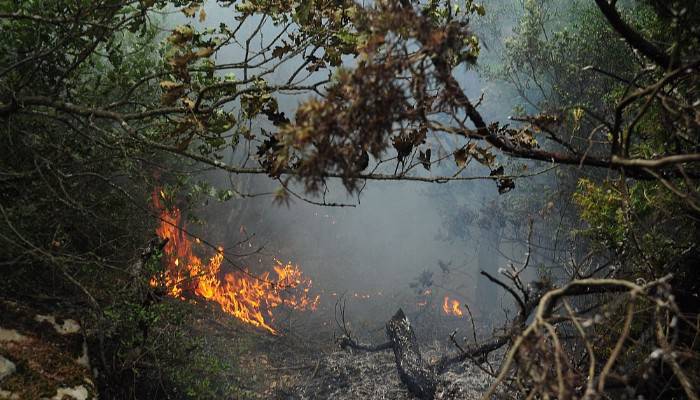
574;178;628;248
1;1;252;398
432;0;699;398
101;292;242;399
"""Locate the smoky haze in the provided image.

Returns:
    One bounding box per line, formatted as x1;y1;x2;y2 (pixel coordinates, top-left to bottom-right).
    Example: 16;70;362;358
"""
168;1;542;338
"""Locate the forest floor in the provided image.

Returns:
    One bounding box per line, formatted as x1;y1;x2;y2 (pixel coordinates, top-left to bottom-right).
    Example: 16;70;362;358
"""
269;344;496;399
1;295;496;399
201;307;497;400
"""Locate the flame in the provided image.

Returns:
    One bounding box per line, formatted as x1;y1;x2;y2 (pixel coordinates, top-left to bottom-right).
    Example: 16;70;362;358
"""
151;192;319;334
442;296;463;317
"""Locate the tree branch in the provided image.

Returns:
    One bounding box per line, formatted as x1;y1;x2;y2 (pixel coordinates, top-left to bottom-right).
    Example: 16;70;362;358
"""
593;0;671;69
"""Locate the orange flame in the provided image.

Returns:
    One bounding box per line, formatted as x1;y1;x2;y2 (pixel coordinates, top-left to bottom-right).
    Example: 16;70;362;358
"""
151;192;318;334
442;296;463;317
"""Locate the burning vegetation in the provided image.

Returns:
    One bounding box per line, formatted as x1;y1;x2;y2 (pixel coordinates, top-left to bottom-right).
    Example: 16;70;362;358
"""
150;191;319;334
441;296;463;318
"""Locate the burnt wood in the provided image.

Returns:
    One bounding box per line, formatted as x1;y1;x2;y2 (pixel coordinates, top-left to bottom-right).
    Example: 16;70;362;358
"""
385;309;439;399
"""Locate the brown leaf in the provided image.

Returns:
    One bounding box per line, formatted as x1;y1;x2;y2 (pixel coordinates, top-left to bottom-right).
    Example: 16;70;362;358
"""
167;52;195;81
182;98;195;109
454;147;469;167
393;135;413;164
272;43;292;59
169;25;194;46
159;80;184;91
470;145;495;167
411;127;427;146
182;4;198;17
510;128;538;149
429;30;448;47
496;177;515;194
199;8;207;22
168;52;195;68
161;86;186;105
195;47;214;58
419;148;431;171
273;186;291;207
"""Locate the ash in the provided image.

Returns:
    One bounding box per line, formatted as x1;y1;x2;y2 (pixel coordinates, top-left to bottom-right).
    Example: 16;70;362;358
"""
283;342;496;400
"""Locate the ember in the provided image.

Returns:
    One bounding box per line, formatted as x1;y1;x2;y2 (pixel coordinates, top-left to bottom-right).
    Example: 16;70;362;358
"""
150;191;319;334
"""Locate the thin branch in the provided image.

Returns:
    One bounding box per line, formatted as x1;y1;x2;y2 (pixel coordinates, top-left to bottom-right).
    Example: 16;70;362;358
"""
480;270;526;316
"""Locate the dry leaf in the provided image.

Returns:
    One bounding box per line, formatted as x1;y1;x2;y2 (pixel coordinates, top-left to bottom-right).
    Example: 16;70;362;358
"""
169;25;194;46
159;80;183;90
182;4;198;17
161;86;186;105
182;98;195;109
195;47;214;58
454;147;469;167
419;148;431;171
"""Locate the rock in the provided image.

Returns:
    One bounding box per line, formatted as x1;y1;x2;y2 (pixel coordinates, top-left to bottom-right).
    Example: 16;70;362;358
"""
34;315;81;335
0;356;16;381
76;341;90;369
0;329;27;343
0;389;20;399
46;385;89;400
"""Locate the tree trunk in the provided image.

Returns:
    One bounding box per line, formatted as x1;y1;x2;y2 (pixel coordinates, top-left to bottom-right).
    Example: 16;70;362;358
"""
385;309;438;399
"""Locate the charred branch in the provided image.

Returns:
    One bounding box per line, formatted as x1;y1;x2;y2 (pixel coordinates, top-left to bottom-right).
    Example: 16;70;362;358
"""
386;309;439;399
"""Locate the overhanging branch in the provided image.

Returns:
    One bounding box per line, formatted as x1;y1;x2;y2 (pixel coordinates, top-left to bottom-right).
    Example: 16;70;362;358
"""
593;0;671;69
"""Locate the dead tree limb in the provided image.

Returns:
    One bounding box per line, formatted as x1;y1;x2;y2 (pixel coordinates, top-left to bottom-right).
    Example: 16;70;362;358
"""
337;306;514;399
337;309;437;398
386;309;439;399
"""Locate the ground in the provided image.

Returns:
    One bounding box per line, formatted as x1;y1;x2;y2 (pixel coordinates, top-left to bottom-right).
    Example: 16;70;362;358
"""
229;311;497;399
0;300;95;400
0;297;495;399
277;345;495;399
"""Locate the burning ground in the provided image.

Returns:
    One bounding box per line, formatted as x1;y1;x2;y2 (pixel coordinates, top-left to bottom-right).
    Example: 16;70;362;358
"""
144;190;498;399
151;191;320;335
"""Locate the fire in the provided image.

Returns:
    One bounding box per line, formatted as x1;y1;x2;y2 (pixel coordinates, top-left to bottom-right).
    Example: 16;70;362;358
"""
151;192;319;334
442;296;463;317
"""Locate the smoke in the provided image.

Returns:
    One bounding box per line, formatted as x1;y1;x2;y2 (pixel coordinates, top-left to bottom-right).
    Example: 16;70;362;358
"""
165;1;540;335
